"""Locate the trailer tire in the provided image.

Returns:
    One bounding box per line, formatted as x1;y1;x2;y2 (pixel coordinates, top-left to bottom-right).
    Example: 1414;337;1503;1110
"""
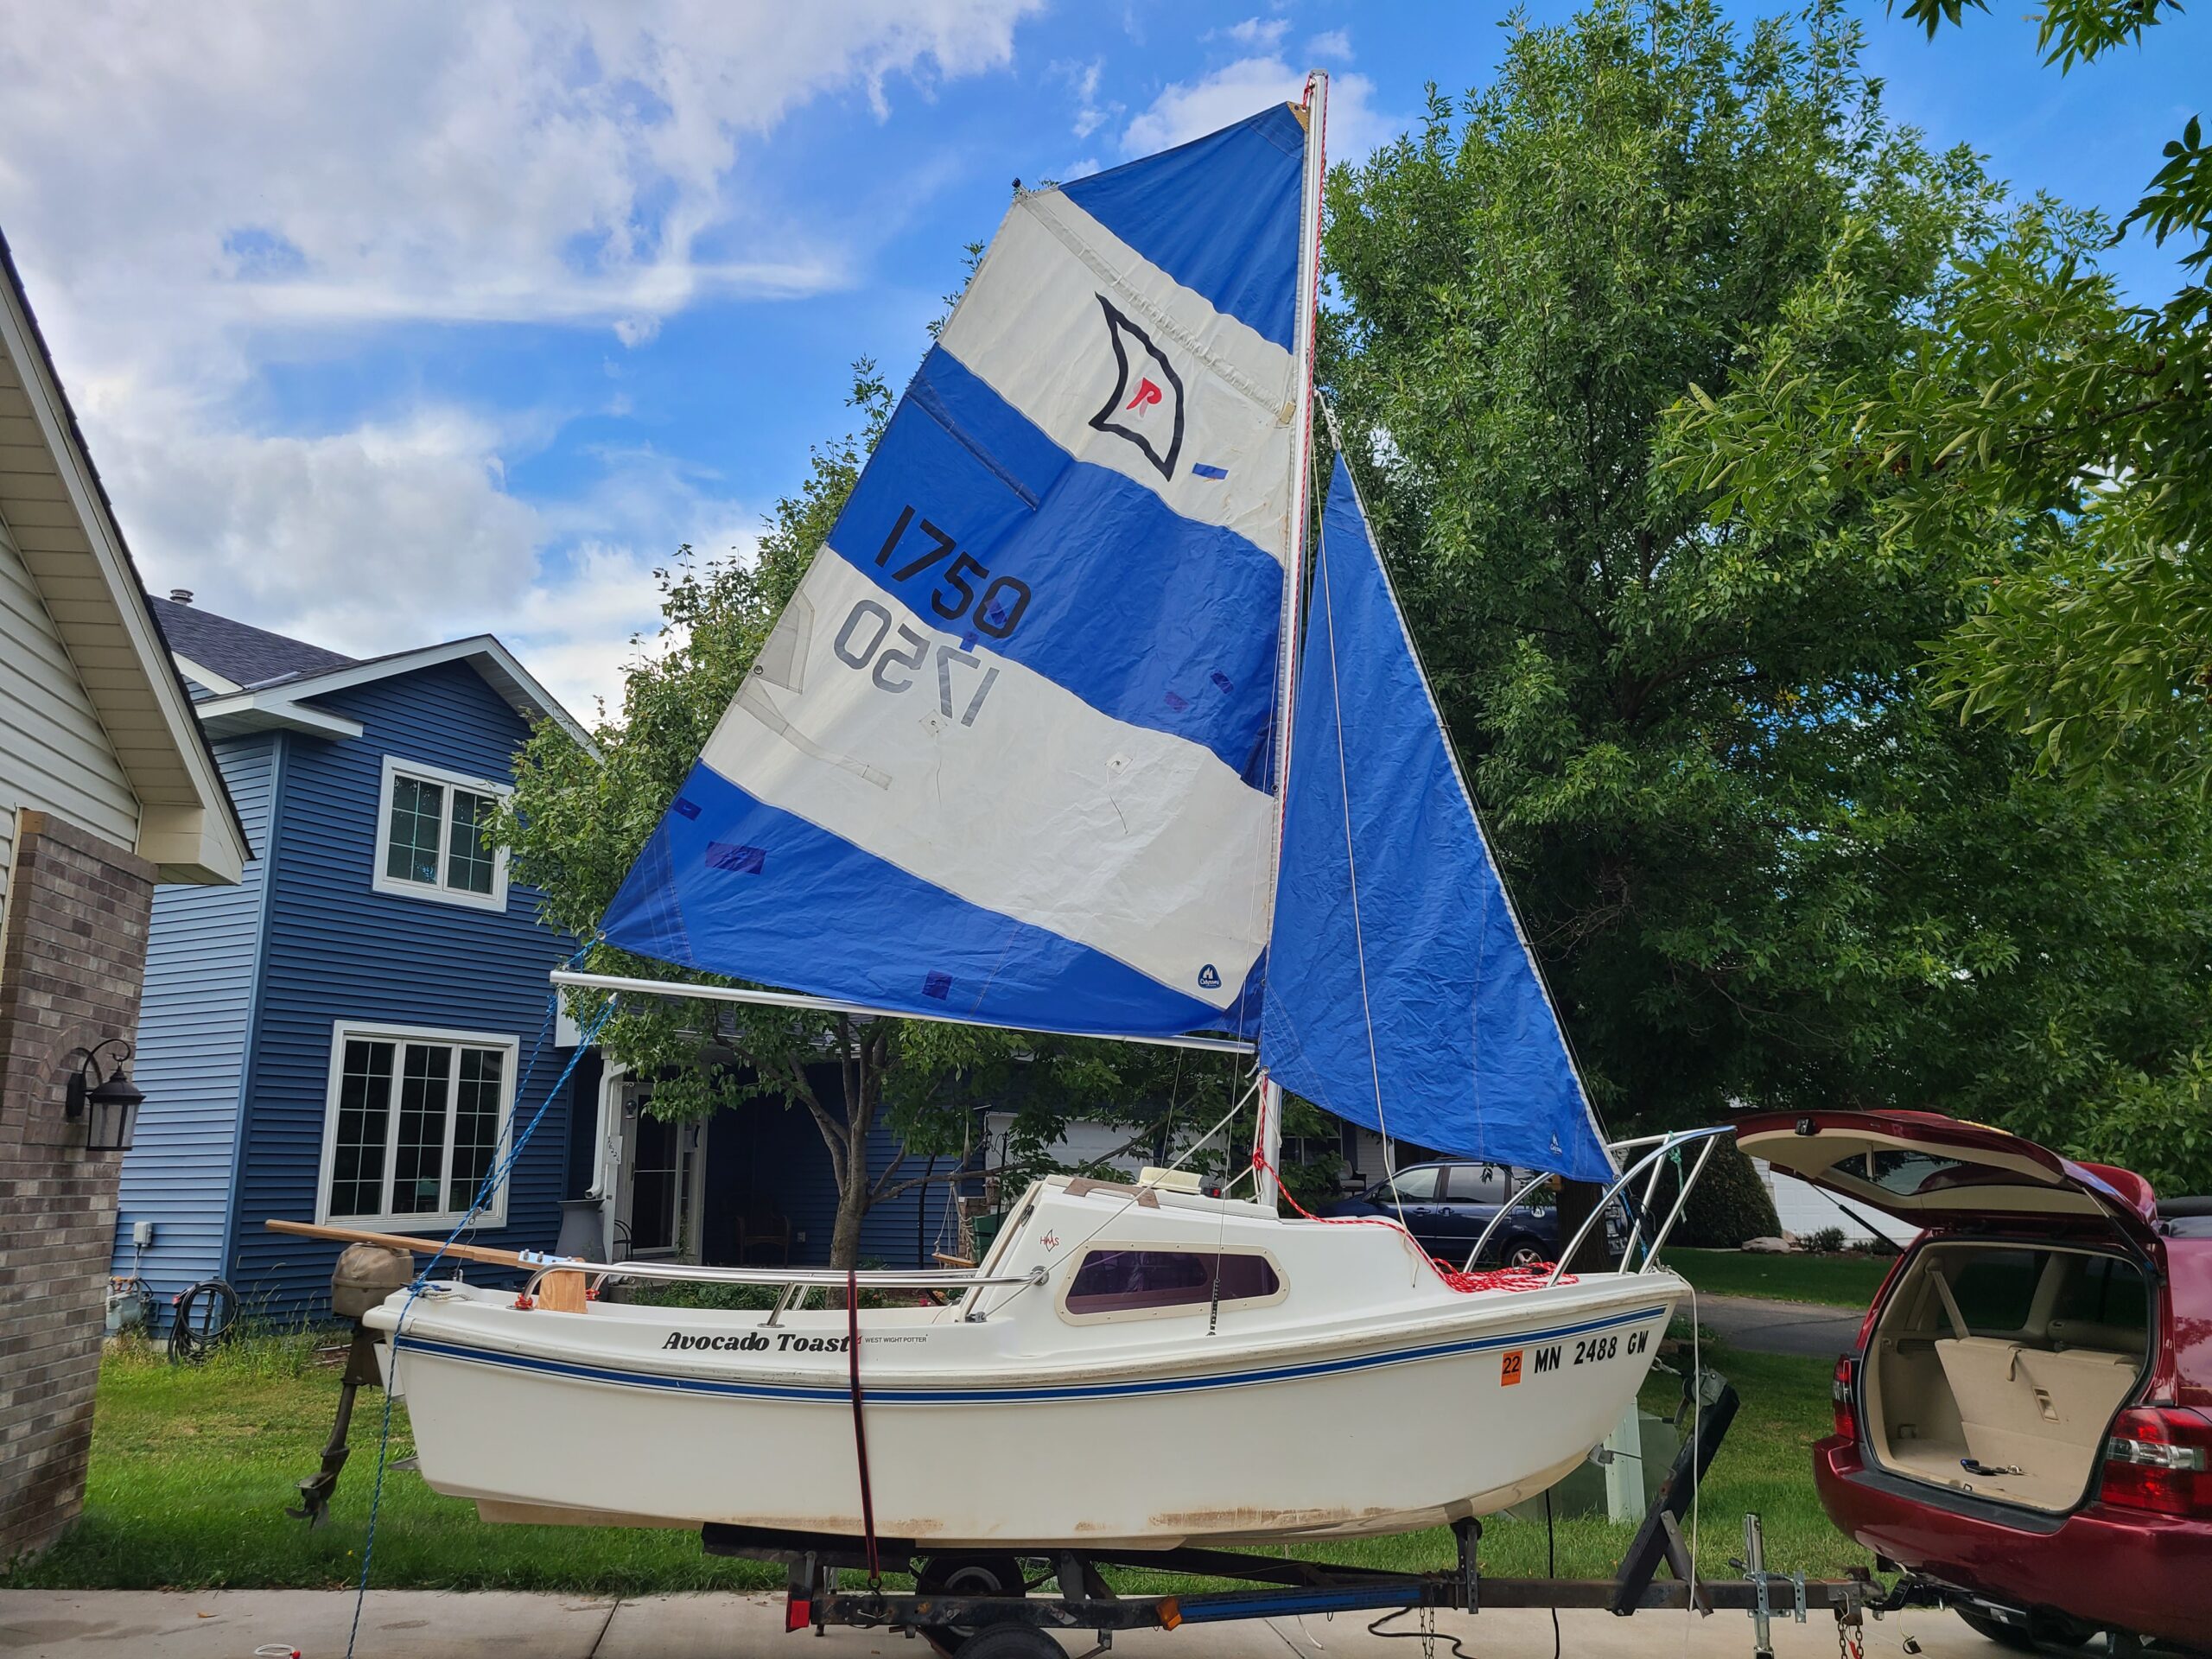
950;1626;1065;1659
915;1554;1027;1657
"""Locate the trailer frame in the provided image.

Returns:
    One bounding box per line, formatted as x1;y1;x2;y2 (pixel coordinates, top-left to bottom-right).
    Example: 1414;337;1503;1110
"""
702;1376;1955;1658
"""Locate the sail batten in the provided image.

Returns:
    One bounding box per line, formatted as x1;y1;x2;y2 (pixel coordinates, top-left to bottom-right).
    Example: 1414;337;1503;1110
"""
599;103;1314;1040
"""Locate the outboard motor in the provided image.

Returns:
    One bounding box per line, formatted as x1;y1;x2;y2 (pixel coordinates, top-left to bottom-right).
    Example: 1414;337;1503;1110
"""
289;1243;414;1526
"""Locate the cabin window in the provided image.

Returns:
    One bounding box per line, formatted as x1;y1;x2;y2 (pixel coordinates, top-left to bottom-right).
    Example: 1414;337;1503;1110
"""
1063;1249;1282;1319
317;1021;518;1229
372;755;510;912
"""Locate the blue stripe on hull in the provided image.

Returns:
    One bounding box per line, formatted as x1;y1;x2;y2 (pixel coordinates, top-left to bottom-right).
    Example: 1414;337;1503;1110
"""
829;347;1283;779
395;1302;1669;1406
1064;105;1306;352
598;760;1262;1037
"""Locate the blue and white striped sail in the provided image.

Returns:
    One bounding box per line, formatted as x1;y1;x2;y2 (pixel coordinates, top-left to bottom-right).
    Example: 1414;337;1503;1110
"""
1258;457;1615;1181
601;102;1315;1039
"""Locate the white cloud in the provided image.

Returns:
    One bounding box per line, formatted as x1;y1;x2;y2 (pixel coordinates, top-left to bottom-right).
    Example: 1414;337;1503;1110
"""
0;3;1039;356
1122;57;1391;161
1220;18;1292;51
1054;56;1121;143
0;1;1039;721
1307;29;1354;62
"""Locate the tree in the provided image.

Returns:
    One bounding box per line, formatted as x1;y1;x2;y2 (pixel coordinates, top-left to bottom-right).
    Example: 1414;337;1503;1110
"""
1321;0;2212;1192
1803;0;2211;789
503;367;1231;1266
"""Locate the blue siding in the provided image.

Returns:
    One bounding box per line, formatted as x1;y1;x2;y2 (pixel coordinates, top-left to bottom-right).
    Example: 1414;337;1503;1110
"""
859;1126;960;1268
112;734;278;1313
226;660;577;1321
694;1065;958;1268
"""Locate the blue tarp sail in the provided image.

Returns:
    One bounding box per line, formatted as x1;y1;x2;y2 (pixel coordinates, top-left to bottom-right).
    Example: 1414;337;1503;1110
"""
1258;457;1614;1181
599;104;1313;1039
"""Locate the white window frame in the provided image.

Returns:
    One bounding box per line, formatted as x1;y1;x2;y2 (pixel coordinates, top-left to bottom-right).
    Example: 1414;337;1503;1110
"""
371;754;511;912
314;1020;520;1231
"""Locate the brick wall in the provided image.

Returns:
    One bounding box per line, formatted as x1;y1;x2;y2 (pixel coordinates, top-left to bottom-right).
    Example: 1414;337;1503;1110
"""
0;810;154;1565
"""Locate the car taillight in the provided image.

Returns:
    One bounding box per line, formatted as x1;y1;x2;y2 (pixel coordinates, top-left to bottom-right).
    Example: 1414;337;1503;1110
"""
2101;1407;2212;1516
1831;1354;1857;1441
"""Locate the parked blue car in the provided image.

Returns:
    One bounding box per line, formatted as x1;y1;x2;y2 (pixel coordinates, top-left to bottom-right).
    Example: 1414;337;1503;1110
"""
1326;1160;1626;1268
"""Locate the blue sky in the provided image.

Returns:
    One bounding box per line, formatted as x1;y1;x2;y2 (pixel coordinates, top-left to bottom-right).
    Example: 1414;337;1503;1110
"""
1;2;2201;716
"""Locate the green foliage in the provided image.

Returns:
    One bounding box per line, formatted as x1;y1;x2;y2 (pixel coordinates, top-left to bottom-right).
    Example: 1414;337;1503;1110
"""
1324;0;2212;1194
1845;1;2212;790
1895;0;2185;73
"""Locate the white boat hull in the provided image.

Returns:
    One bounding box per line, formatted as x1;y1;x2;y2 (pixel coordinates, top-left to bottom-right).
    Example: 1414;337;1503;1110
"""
370;1181;1681;1548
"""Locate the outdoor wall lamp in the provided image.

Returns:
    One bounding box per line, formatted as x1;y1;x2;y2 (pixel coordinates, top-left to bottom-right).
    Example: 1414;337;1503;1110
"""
65;1038;144;1153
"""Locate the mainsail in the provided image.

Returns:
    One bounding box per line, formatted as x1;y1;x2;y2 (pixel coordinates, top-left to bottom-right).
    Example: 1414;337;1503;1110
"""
1257;456;1616;1182
600;101;1319;1039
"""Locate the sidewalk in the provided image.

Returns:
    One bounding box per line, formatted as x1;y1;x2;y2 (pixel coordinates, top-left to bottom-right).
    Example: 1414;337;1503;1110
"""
0;1588;1986;1657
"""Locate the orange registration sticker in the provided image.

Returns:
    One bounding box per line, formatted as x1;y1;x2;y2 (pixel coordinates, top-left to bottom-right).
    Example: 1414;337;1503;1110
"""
1501;1349;1523;1387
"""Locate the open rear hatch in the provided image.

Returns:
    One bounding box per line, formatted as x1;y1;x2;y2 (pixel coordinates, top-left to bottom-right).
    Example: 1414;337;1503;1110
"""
1733;1109;2159;1252
1735;1110;2161;1516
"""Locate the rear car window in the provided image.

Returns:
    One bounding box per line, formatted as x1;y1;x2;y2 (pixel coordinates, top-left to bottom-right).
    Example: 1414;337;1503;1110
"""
1065;1249;1281;1316
1861;1148;1977;1197
1444;1164;1510;1202
2050;1253;2148;1329
1947;1248;2042;1335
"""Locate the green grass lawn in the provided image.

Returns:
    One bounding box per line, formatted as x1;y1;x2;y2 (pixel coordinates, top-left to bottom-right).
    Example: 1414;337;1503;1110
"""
1665;1247;1896;1310
3;1326;1868;1593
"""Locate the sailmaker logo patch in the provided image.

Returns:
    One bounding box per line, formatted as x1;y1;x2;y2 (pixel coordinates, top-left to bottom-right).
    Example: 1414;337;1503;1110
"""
1090;296;1185;482
1197;963;1222;989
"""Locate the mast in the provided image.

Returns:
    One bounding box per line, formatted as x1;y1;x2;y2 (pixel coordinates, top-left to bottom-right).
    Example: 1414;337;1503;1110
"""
1255;69;1329;1209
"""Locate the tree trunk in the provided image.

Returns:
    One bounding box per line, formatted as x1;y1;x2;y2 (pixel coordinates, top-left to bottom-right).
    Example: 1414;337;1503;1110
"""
829;1180;867;1272
1554;1178;1618;1274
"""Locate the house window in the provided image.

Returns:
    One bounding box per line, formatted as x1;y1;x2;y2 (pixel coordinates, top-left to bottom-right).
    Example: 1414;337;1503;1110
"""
372;756;509;911
318;1021;518;1229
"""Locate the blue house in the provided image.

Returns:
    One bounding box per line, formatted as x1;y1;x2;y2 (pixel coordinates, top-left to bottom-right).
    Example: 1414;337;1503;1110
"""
111;596;599;1326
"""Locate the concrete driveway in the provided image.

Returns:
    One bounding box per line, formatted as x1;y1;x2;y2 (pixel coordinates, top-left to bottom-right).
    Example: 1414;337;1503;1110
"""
0;1587;1999;1659
1692;1294;1863;1358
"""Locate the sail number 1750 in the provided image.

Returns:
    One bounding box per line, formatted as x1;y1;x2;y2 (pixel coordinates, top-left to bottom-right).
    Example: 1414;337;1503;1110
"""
833;601;1001;728
874;505;1031;639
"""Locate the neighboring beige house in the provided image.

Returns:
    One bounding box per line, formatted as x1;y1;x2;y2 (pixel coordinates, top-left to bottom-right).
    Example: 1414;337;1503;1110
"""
0;227;248;1564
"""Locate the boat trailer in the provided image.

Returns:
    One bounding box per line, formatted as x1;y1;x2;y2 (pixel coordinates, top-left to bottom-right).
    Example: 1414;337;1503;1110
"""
704;1378;1948;1658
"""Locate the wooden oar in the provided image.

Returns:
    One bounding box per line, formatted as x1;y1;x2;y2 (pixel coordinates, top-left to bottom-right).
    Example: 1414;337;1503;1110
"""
264;1219;588;1313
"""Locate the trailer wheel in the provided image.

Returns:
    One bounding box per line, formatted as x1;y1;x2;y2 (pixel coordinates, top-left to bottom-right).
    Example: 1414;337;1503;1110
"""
948;1626;1064;1659
915;1554;1027;1657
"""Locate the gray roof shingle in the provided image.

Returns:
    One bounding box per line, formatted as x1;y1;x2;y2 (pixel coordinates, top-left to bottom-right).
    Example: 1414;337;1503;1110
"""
148;596;356;690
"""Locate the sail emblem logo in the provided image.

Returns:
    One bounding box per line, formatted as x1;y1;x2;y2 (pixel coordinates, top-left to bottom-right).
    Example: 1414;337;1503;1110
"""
1089;296;1185;482
1197;963;1222;989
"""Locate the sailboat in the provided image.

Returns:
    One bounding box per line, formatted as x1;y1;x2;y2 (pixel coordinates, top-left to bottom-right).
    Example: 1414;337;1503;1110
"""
359;76;1696;1552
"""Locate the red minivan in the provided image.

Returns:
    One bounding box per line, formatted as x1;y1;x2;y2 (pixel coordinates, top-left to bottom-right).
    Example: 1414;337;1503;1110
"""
1734;1109;2212;1652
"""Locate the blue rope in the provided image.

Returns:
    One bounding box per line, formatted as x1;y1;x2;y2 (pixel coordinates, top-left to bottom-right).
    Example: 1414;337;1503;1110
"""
344;962;618;1659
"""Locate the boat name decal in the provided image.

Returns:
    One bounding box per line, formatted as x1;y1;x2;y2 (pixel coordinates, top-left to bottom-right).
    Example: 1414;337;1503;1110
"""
661;1331;854;1354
